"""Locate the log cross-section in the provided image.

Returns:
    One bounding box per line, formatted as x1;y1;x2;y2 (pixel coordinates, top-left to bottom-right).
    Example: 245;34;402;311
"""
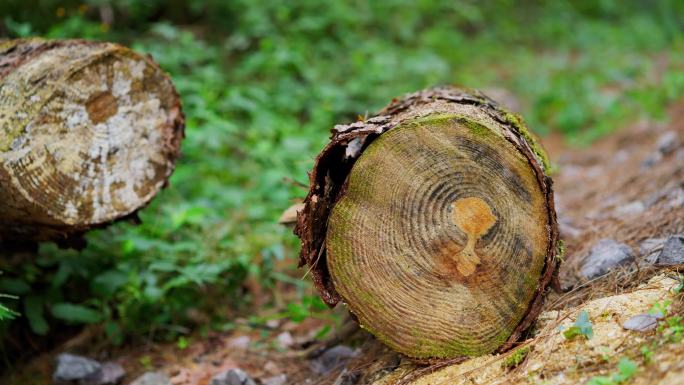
295;87;559;359
0;39;184;243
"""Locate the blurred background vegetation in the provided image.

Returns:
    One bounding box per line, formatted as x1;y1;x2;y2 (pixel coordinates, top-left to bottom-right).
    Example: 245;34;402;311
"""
1;0;684;367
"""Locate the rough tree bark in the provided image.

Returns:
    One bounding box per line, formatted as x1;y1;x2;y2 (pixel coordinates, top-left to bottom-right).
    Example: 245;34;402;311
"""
295;87;560;360
0;39;184;244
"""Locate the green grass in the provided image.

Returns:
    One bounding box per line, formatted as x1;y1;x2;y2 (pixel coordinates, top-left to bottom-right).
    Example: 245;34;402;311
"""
1;0;684;350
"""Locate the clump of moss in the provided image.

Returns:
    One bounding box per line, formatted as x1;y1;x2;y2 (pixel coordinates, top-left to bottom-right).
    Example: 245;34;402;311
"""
502;111;551;172
460;118;490;138
556;239;565;263
502;345;531;369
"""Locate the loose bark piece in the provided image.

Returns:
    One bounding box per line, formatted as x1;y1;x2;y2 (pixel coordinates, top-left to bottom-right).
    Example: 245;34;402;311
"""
0;39;184;243
295;87;559;359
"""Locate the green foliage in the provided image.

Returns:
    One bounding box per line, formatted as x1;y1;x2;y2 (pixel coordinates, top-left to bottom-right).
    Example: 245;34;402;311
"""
51;303;102;324
649;300;671;317
176;336;189;350
0;294;19;321
248;295;330;326
1;0;684;346
660;314;683;343
563;310;594;340
587;358;637;385
640;345;654;364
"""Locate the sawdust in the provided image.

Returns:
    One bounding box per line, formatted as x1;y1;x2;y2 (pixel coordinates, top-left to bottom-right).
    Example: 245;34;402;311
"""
373;274;683;385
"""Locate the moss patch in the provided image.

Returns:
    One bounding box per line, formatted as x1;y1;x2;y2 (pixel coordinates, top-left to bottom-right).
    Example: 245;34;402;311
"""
502;111;551;172
502;345;531;369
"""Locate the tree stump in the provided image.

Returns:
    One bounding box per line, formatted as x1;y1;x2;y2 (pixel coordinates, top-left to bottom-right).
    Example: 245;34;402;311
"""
0;39;184;244
295;87;559;359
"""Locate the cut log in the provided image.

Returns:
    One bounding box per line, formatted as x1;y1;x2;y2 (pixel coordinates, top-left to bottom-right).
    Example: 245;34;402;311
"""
0;39;184;243
295;87;559;359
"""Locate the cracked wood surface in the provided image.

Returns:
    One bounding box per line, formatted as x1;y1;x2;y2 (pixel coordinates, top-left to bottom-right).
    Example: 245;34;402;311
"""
0;39;184;243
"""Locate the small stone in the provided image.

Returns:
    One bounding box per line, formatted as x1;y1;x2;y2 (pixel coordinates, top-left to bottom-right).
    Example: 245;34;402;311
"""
210;368;256;385
623;314;659;332
639;238;666;265
641;152;663;168
665;188;684;209
265;319;280;329
53;353;102;384
129;372;171;385
656;130;677;154
89;362;125;385
611;149;630;164
263;361;280;375
656;234;684;265
580;239;634;279
276;331;294;348
310;345;358;375
614;201;645;217
261;374;287;385
227;335;250;350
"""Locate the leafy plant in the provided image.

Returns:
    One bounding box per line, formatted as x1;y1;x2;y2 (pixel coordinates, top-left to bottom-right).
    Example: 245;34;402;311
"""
563;310;594;340
660;314;683;343
640;345;654;364
649;300;671;317
586;358;637;385
0;294;19;321
1;0;684;349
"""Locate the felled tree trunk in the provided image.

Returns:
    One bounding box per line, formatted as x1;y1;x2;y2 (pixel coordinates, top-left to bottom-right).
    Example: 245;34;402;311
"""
0;39;184;244
295;87;559;360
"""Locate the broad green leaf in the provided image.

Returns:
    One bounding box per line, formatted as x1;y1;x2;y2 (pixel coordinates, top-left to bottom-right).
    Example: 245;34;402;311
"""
51;303;102;324
24;296;48;335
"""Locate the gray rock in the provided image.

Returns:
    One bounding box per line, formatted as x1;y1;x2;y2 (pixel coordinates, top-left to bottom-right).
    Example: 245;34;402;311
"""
639;238;666;265
210;368;256;385
96;362;125;385
53;353;102;384
310;345;358;375
665;188;684;209
580;239;634;279
641;151;662;168
276;331;294;348
623;314;661;332
261;374;287;385
227;335;250;350
614;201;645;217
129;372;171;385
656;130;678;155
656;235;684;265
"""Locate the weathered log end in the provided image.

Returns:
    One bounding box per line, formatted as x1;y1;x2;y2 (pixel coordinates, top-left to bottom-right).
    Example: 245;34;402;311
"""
0;39;184;243
295;87;559;359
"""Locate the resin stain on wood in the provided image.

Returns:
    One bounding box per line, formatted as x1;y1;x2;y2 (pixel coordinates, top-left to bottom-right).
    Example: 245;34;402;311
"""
448;196;497;277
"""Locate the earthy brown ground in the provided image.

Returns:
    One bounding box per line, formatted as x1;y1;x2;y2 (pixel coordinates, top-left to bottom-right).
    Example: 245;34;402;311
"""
3;102;683;385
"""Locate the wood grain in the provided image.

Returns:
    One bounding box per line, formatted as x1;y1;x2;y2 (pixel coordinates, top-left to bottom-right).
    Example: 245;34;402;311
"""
0;39;184;243
295;87;559;359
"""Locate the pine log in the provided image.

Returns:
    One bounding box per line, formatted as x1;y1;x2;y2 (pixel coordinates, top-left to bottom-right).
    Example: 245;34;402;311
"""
295;87;559;359
0;39;184;243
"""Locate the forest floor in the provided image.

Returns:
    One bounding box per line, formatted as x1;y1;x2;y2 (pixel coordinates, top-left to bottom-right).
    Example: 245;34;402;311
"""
4;101;684;385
